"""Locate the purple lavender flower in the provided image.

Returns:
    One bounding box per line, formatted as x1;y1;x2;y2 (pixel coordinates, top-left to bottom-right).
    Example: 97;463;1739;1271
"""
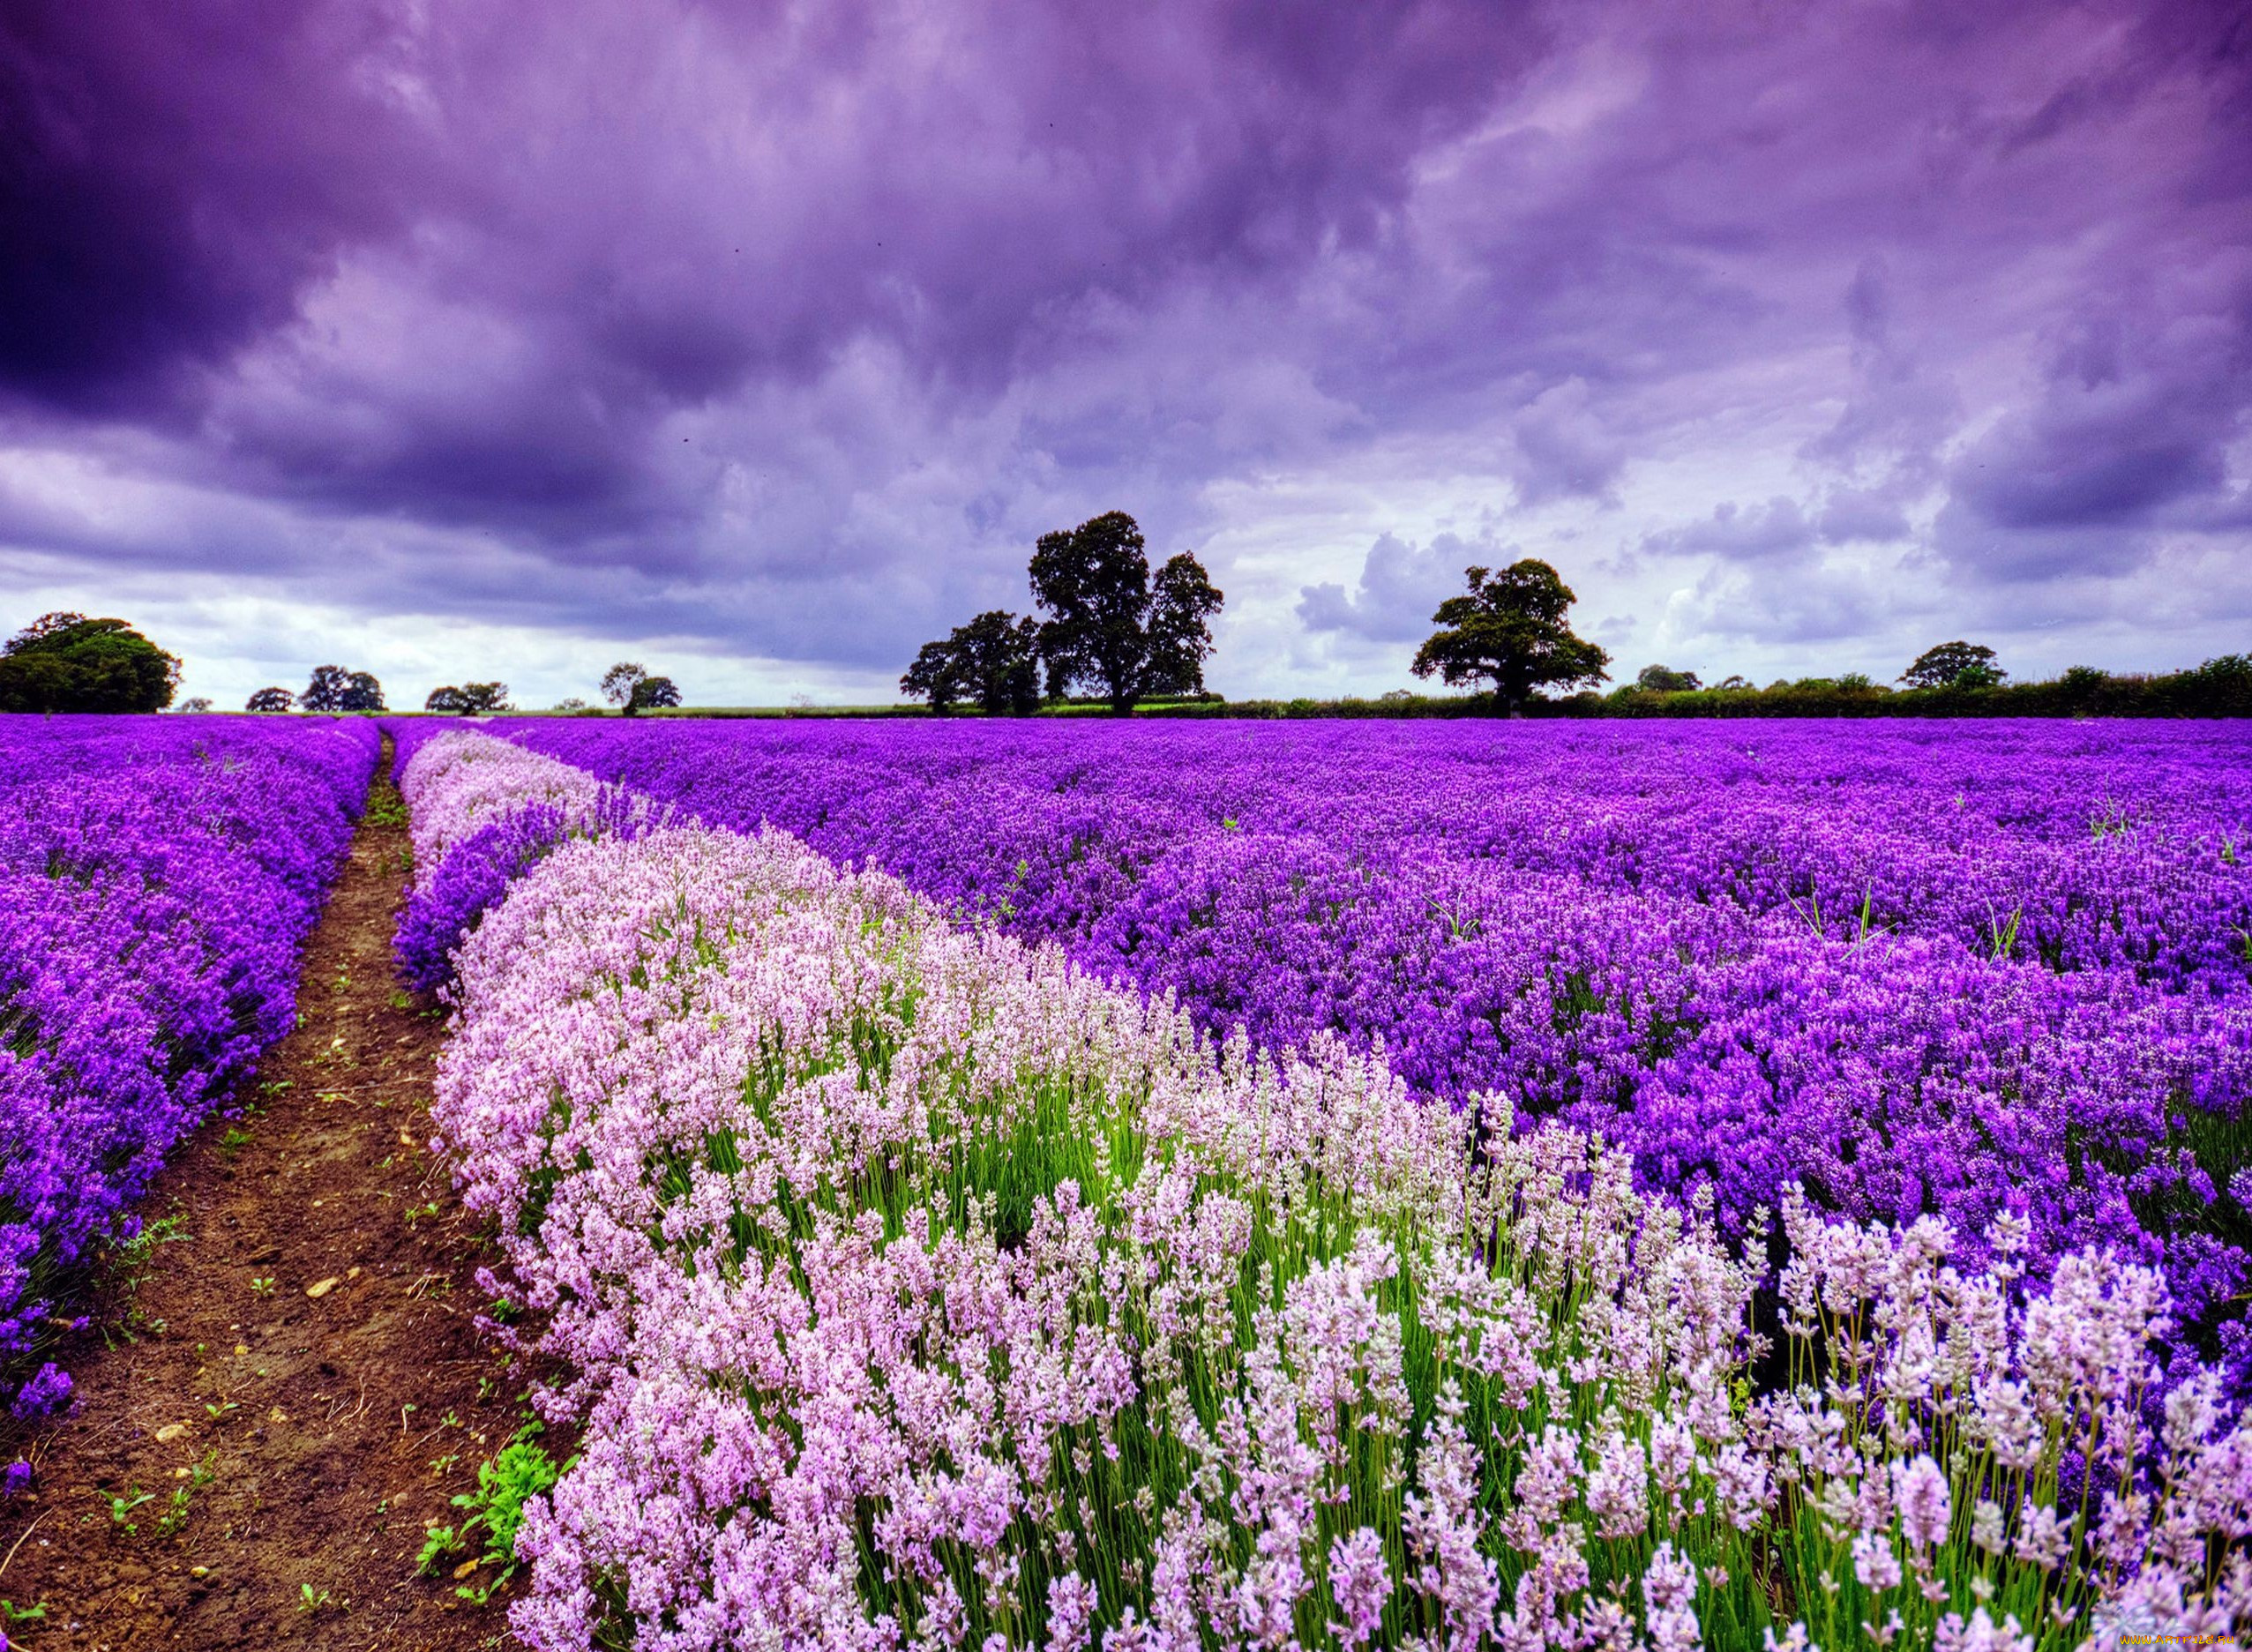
0;715;374;1394
9;1360;71;1418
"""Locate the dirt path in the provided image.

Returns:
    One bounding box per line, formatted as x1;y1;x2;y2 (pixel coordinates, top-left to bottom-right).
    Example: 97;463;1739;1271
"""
0;742;527;1652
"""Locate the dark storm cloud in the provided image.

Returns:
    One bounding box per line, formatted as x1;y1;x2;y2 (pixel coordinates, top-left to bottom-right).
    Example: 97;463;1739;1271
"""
0;0;427;410
0;0;2247;674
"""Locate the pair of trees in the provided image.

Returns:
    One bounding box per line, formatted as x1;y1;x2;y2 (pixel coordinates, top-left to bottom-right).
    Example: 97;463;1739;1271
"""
0;613;181;714
425;682;512;714
601;662;681;715
903;512;1225;715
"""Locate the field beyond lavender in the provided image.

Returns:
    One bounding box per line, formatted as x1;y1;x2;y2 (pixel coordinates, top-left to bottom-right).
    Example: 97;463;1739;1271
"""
508;719;2252;1395
389;721;2252;1651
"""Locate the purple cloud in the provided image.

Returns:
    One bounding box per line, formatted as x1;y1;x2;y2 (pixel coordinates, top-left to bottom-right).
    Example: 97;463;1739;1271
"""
1298;531;1494;644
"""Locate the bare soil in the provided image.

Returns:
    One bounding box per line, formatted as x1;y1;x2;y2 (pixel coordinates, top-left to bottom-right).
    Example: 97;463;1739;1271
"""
0;743;530;1652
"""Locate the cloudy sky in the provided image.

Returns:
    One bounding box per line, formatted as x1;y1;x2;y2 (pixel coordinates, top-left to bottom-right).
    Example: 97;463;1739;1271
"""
3;0;2247;708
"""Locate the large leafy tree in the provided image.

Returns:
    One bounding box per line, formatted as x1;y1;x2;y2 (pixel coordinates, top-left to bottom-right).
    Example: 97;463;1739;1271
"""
900;611;1042;715
1636;664;1702;692
1901;641;2005;690
1029;512;1223;712
245;686;295;713
1410;561;1610;712
0;613;182;713
1031;512;1152;709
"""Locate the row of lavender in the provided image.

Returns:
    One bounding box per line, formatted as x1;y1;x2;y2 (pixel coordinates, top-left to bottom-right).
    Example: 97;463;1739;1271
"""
396;731;2251;1649
502;719;2252;1394
0;716;376;1415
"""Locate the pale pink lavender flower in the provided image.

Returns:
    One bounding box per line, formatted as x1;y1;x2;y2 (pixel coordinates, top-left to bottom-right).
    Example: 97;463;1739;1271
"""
1641;1540;1701;1652
1852;1530;1903;1591
1328;1526;1390;1648
1890;1454;1950;1552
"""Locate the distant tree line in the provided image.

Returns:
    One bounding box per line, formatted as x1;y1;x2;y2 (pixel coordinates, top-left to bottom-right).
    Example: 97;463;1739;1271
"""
238;662;685;715
902;512;1223;714
1119;657;2252;720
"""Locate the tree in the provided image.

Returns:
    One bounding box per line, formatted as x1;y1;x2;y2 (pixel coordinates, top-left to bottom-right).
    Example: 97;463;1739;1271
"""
1636;665;1702;692
958;612;1043;714
246;687;295;713
1029;512;1224;712
302;666;349;712
553;697;588;712
459;682;511;714
0;614;182;714
630;676;680;712
303;665;384;713
1715;675;1753;691
901;641;964;714
1032;512;1150;709
1410;561;1611;712
1143;555;1224;698
597;663;677;715
602;662;648;714
901;611;1043;715
424;685;469;714
176;696;213;714
1901;641;2005;690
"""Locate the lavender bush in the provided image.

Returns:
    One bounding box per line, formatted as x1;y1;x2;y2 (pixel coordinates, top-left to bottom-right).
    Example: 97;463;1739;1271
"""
0;715;376;1410
405;735;2252;1649
501;720;2252;1394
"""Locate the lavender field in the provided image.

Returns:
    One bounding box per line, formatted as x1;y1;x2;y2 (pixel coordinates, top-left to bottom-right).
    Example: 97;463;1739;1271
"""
394;722;2252;1649
0;717;376;1416
510;720;2252;1389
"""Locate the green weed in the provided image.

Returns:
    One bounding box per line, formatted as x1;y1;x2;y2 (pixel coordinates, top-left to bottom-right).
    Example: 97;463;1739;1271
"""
419;1438;566;1605
154;1453;218;1538
107;1486;154;1533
